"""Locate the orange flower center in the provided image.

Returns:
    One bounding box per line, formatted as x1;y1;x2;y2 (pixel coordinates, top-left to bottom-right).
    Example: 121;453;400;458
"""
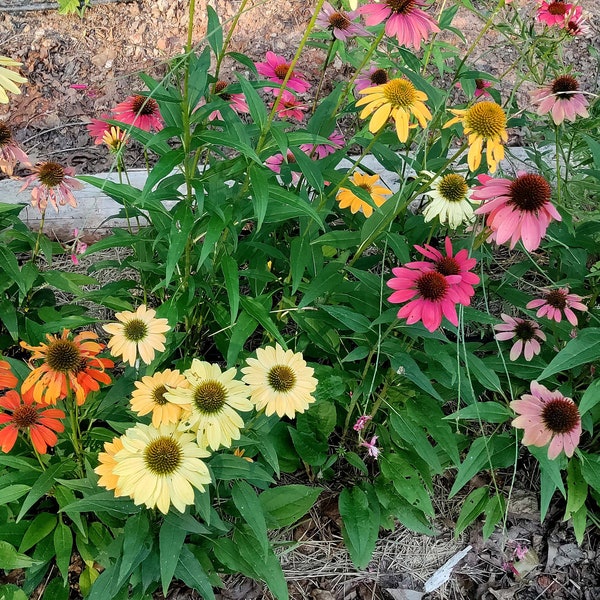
547;2;567;16
513;320;536;341
385;0;416;14
274;63;292;79
435;257;461;276
370;69;389;86
329;11;351;30
383;79;417;108
193;380;226;414
144;436;181;475
508;174;552;213
37;162;65;188
545;289;567;310
416;271;448;301
551;75;578;98
12;405;39;428
0;123;12;147
541;397;580;434
267;365;296;393
152;384;169;406
214;80;231;100
132;95;159;116
123;318;148;342
464;102;506;139
46;339;82;373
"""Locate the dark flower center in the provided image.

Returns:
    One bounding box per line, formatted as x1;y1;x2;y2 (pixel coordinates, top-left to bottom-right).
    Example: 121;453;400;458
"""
12;405;39;428
267;365;296;393
551;75;579;98
193;380;226;414
514;320;536;341
370;69;389;86
358;182;373;193
541;397;580;434
329;11;351;30
214;80;231;100
475;79;486;90
547;2;567;16
153;384;168;406
509;174;552;213
545;289;567;310
123;318;148;342
274;63;292;80
386;0;416;14
0;123;12;147
416;271;449;301
144;436;181;475
132;95;159;116
37;162;65;188
438;174;468;202
435;257;461;276
72;357;89;375
46;340;82;373
286;151;296;163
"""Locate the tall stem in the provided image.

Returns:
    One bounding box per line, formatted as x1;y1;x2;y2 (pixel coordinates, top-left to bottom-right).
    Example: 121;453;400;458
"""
31;210;46;265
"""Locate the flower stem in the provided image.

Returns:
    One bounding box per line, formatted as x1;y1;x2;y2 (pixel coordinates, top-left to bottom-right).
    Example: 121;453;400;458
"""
31;209;46;265
311;36;336;114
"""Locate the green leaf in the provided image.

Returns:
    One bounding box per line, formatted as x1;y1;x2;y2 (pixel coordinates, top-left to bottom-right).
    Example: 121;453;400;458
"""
465;354;503;393
455;486;489;537
159;518;187;596
319;305;372;333
53;521;72;584
239;296;286;348
249;163;270;231
581;452;600;494
237;74;267;131
0;485;31;506
390;352;443;402
572;504;587;546
538;328;600;380
118;512;151;587
298;262;343;309
41;577;69;600
209;454;274;485
483;493;506;540
311;230;361;249
0;540;41;570
0;584;28;600
259;485;322;528
60;492;142;517
579;379;600;417
78;565;100;597
232;480;268;556
338;487;379;569
174;545;216;600
445;402;512;424
529;445;566;521
564;459;588;521
226;310;259;367
206;5;223;57
19;513;57;553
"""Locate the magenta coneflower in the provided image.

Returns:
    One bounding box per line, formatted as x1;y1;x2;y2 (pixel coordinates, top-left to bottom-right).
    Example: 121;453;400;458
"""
531;75;589;125
526;287;587;326
494;314;546;361
86;114;112;145
565;10;589;36
209;80;250;121
358;0;439;51
316;2;369;40
511;381;581;459
474;79;492;98
113;95;164;132
273;91;307;122
20;162;84;213
472;173;561;252
265;150;301;185
537;1;580;27
255;51;311;94
300;131;344;159
0;122;30;176
355;65;390;94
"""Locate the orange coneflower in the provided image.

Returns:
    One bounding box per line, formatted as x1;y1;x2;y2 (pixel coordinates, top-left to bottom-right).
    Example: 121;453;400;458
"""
0;360;18;390
20;330;113;406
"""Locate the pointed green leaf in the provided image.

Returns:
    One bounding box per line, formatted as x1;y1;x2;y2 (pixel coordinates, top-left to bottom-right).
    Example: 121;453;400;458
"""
53;521;72;584
538;328;600;380
232;480;268;556
159;518;187;596
455;486;488;537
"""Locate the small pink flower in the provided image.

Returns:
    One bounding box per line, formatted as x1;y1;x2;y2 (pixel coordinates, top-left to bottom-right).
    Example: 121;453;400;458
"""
514;544;529;561
511;380;581;459
208;81;250;121
265;150;301;185
565;9;590;36
70;84;88;90
272;91;307;122
20;162;83;213
360;435;380;459
494;314;546;361
531;75;589;125
0;122;30;176
355;64;390;94
86;114;112;145
113;95;164;132
474;79;492;98
316;2;369;41
537;1;580;27
358;0;439;50
300;131;344;159
70;228;88;266
526;287;587;326
353;415;372;431
255;51;311;94
472;173;561;252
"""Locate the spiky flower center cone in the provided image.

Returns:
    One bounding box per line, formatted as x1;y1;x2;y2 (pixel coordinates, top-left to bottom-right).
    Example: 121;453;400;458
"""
0;123;12;147
386;0;416;14
438;174;468;202
541;397;580;434
371;69;389;86
268;365;296;393
514;320;536;341
358;182;373;193
416;271;449;301
46;340;82;373
12;405;39;428
383;79;417;108
509;174;552;213
274;63;292;79
435;257;461;276
547;2;568;16
545;289;567;310
132;95;159;116
475;79;487;90
286;151;297;163
329;11;351;29
214;80;231;100
193;380;226;414
37;162;65;188
551;75;579;98
464;102;506;139
153;384;169;406
144;436;182;475
123;319;149;342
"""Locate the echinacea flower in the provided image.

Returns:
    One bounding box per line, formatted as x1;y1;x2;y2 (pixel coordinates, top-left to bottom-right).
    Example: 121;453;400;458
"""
336;171;392;217
166;360;252;451
474;79;492;98
421;170;475;228
316;2;368;40
265;150;301;185
531;75;589;125
208;80;250;121
113;95;164;132
255;51;311;94
360;435;380;458
472;172;561;251
102;126;128;153
130;369;190;427
565;10;589;35
0;56;27;104
358;0;439;50
300;131;344;159
241;344;318;419
357;78;432;142
95;436;126;494
537;1;580;27
494;314;546;361
273;91;308;121
110;423;212;514
102;305;170;367
86;115;111;145
511;380;581;459
0;360;17;390
526;287;587;326
20;162;84;213
21;330;113;405
355;65;390;94
0;390;65;454
0;122;30;176
444;101;508;173
353;414;372;431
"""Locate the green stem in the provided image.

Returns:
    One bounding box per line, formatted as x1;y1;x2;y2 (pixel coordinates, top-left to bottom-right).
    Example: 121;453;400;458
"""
68;397;85;477
214;0;250;81
311;36;336;114
31;210;46;265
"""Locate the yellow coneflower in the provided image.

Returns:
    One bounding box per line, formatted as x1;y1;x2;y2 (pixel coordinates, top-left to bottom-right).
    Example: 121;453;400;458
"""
336;172;392;218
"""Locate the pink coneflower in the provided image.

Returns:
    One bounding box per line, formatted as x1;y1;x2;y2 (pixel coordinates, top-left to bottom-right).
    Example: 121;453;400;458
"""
300;131;344;159
353;414;372;432
526;287;587;326
255;51;311;94
208;80;250;121
565;10;590;36
273;91;307;121
537;1;580;27
474;79;492;98
20;162;84;213
86;114;112;144
494;314;546;361
0;121;30;176
316;2;369;40
387;262;463;332
355;65;390;94
408;237;480;305
112;95;164;132
360;435;380;458
265;150;301;185
531;75;589;125
358;0;439;51
472;173;561;252
511;380;581;459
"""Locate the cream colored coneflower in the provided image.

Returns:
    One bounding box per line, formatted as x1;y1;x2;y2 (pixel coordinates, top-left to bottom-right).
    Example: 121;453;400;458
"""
336;172;392;217
103;305;170;367
241;344;317;419
111;423;211;514
130;369;190;427
421;170;475;229
165;360;252;451
444;101;508;173
0;56;27;104
95;436;126;495
356;78;432;143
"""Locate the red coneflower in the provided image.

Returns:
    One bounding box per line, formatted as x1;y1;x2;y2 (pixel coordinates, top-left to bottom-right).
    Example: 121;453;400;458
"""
113;95;164;132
